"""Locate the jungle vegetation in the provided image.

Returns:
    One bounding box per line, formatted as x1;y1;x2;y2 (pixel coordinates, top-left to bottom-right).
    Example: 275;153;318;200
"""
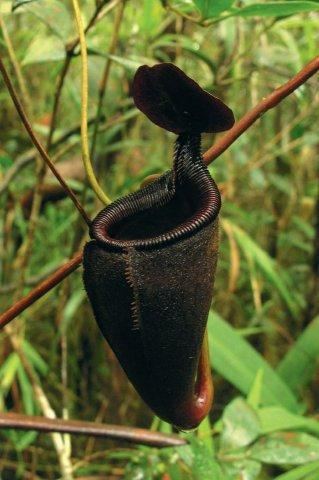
0;0;318;478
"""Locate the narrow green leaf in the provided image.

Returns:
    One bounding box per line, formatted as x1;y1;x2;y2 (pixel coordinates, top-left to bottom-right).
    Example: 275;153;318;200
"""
232;2;319;18
15;430;38;452
275;460;319;480
140;0;164;35
17;364;35;415
258;406;319;436
0;353;20;394
223;220;301;317
277;316;319;393
247;369;264;409
22;340;48;376
60;290;86;334
292;216;315;239
193;0;235;18
208;311;301;413
152;34;217;73
166;462;183;480
158;419;173;434
197;416;214;455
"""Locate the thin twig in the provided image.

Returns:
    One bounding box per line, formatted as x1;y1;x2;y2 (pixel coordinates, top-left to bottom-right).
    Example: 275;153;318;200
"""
46;55;73;151
0;116;105;197
0;56;90;225
46;0;120;150
0;252;83;328
0;412;186;448
72;0;111;205
90;0;126;159
55;279;72;458
12;164;46;299
0;110;137;198
0;56;318;327
6;327;74;479
0;15;31;112
66;0;121;53
0;263;67;294
0;16;46;299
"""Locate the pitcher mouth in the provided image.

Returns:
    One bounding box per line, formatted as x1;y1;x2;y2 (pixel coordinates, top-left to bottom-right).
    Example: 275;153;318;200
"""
90;133;221;251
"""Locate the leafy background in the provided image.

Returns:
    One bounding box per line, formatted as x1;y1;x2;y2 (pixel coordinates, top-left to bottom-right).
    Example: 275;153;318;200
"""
0;0;318;478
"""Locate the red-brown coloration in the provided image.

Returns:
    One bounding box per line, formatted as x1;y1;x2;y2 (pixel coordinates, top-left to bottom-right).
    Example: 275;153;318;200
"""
133;63;235;134
84;134;219;429
173;331;213;430
0;412;185;447
85;64;232;428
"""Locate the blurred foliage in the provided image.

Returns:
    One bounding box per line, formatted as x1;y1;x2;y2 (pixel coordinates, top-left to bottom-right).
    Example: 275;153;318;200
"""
0;0;318;478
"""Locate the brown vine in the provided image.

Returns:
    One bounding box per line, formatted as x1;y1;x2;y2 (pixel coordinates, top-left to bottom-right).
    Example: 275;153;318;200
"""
0;412;185;448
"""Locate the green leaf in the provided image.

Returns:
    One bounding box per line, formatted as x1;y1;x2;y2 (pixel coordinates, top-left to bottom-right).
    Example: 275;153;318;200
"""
292;216;314;240
17;364;35;415
175;444;194;468
152;34;217;74
166;462;183;480
197;416;214;455
277;316;319;393
0;154;13;170
193;0;235;18
60;290;86;334
140;0;164;35
275;460;319;480
220;397;260;451
247;369;264;409
258;406;319;437
22;35;65;65
223;220;301;317
306;470;319;480
17;0;72;39
208;311;301;413
0;353;20;394
190;438;223;480
251;432;319;464
223;460;262;480
22;340;48;376
232;2;319;18
12;0;37;11
14;430;38;452
158;419;173;434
